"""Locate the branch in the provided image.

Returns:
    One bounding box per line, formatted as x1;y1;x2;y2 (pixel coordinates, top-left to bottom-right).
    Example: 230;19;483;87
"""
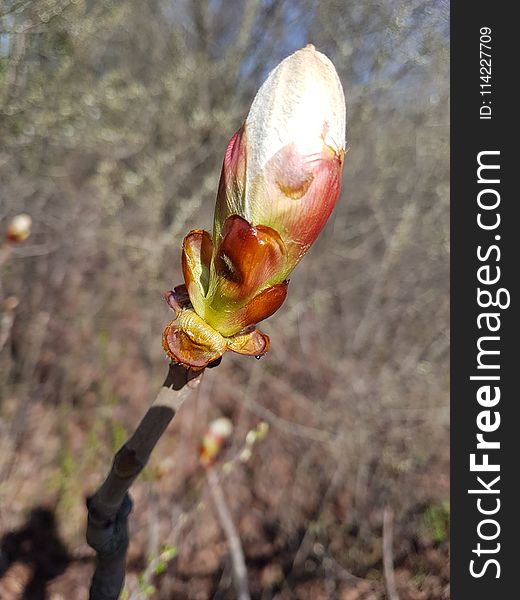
86;363;203;600
208;469;250;600
383;506;400;600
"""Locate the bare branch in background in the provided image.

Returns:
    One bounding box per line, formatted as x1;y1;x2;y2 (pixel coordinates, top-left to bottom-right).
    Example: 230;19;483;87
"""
208;469;251;600
383;506;400;600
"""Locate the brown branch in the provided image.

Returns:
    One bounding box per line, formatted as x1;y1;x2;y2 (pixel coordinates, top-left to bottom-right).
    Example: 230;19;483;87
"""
86;363;203;600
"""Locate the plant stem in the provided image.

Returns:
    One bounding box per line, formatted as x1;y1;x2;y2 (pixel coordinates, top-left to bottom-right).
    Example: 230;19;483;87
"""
86;363;203;600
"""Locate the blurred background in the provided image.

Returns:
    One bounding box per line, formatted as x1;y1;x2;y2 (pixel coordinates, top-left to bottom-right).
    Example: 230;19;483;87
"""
0;1;449;598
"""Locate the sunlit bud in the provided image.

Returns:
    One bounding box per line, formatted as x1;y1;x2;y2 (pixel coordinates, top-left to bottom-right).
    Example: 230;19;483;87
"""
255;421;269;441
213;43;346;272
200;417;233;467
239;447;252;463
164;46;346;369
6;213;32;243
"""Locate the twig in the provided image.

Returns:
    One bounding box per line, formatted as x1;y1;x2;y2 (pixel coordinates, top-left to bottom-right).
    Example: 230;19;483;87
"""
207;468;250;600
383;506;400;600
86;363;203;600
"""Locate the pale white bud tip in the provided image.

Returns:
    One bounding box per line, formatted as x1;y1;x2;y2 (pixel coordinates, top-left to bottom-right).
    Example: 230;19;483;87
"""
246;45;346;179
7;213;32;242
208;417;233;439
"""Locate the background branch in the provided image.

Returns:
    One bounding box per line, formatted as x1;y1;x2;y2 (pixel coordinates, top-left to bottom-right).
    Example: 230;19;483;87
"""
383;506;400;600
208;468;250;600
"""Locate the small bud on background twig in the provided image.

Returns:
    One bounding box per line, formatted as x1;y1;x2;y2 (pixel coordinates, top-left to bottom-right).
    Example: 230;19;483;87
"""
6;213;32;243
1;214;33;268
200;417;234;467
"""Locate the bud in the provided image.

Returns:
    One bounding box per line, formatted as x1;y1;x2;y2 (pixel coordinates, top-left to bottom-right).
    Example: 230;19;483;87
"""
6;213;32;243
200;417;233;467
214;43;346;265
164;46;346;369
